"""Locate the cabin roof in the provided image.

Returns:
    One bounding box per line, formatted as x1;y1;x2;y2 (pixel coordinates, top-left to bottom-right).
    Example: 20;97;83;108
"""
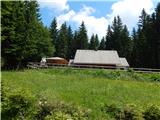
46;57;64;60
74;50;122;65
119;58;130;67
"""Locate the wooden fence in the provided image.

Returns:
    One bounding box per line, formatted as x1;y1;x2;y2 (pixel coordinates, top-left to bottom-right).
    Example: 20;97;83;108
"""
27;62;160;73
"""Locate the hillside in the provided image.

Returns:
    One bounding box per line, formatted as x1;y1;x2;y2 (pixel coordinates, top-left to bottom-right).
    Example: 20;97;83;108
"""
2;68;160;119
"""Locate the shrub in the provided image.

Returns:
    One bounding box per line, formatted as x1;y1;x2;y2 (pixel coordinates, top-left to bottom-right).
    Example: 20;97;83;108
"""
1;89;35;120
123;104;143;120
143;105;160;120
44;101;91;120
102;104;144;120
34;97;54;120
34;99;91;120
45;111;72;120
101;104;124;119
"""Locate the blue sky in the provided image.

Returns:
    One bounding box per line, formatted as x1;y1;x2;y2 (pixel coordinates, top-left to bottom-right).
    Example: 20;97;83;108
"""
40;1;114;26
68;1;114;17
38;0;159;38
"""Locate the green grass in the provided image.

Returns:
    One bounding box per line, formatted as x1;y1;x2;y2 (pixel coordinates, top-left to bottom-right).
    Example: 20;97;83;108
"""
2;68;160;119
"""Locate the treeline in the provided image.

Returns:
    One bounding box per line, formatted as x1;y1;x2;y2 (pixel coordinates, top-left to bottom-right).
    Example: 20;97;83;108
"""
131;8;160;68
1;1;160;69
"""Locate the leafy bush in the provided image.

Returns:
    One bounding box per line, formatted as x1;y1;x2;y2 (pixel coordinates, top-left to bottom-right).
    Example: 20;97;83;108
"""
45;111;73;120
143;105;160;120
123;104;143;120
102;104;144;120
33;97;91;120
102;104;122;118
43;101;91;120
34;97;54;120
1;88;36;120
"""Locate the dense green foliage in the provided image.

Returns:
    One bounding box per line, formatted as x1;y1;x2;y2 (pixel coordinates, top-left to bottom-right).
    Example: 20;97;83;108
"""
2;68;160;119
131;4;160;68
75;21;89;49
2;89;35;119
50;17;58;56
99;37;106;50
66;26;74;59
102;103;160;120
1;1;54;69
89;34;99;50
143;105;160;120
56;22;68;58
102;104;144;120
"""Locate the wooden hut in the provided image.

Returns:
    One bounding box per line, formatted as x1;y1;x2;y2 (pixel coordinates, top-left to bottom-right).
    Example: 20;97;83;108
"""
41;57;68;65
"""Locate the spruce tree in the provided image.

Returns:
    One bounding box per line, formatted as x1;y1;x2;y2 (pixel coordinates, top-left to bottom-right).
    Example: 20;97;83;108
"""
23;1;53;62
89;34;95;49
120;25;132;59
137;27;147;67
89;34;99;50
131;28;138;67
112;16;123;53
99;37;106;50
66;26;73;59
72;31;79;58
50;17;58;56
76;21;88;49
105;25;113;50
94;34;99;50
56;22;68;58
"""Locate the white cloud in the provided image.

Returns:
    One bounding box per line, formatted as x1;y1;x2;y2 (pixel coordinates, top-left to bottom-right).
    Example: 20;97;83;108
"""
38;0;155;39
38;0;69;12
57;10;76;28
107;0;154;31
57;5;109;39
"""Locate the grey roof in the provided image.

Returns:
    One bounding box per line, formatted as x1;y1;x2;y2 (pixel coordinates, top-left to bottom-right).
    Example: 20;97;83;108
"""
119;58;129;67
74;50;121;65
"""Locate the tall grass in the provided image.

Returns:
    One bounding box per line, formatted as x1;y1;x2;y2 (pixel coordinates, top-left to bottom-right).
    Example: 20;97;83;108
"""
2;68;160;119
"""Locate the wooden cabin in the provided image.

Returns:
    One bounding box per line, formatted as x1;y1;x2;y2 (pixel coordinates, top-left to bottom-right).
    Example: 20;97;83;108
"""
71;50;129;68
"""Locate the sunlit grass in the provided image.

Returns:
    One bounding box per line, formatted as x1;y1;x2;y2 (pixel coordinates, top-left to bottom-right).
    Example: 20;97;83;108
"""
2;68;160;119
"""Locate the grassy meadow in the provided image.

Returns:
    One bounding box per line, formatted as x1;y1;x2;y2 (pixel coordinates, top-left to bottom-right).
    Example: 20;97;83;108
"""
2;68;160;119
